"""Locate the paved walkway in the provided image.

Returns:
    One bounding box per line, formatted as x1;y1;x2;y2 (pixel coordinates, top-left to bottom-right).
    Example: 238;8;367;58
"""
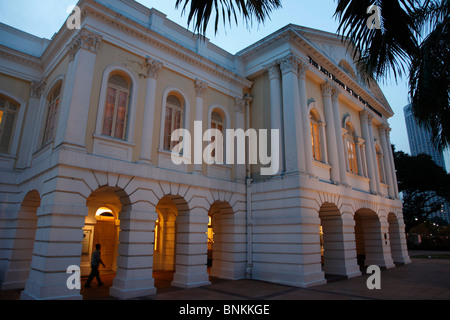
1;252;450;301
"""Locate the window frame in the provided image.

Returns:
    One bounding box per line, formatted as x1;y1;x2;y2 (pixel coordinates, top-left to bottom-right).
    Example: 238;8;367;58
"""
163;94;184;151
0;96;19;155
101;74;131;140
42;85;61;146
94;65;138;144
345;122;359;175
310;111;322;162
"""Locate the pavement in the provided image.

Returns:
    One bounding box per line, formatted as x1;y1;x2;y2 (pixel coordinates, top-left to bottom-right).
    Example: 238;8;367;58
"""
1;250;449;301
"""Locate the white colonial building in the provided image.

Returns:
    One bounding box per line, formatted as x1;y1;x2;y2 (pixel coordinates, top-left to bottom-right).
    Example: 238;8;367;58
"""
0;0;410;300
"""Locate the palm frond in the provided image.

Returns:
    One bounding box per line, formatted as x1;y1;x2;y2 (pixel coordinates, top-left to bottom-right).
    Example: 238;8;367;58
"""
175;0;282;35
334;0;420;82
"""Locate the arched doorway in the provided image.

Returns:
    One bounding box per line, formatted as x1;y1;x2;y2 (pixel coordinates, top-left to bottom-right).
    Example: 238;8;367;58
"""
81;187;123;296
152;196;179;289
208;200;244;280
354;209;394;272
318;203;360;280
2;190;40;290
388;212;409;265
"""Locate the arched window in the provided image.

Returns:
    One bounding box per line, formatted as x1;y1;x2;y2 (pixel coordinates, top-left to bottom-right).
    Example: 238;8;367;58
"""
346;123;358;174
102;74;130;140
210;109;224;158
43;85;61;145
0;95;19;154
163;94;183;151
310;111;322;161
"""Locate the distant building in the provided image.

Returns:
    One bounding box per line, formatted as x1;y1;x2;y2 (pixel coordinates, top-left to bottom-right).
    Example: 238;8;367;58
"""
404;104;450;223
404;104;446;170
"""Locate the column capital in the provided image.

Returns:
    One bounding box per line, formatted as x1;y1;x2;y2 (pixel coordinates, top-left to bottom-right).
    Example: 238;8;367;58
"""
265;61;281;80
297;60;308;80
378;123;391;135
359;109;373;124
235;94;252;113
331;87;341;101
145;56;163;79
321;81;333;97
194;79;208;97
67;28;102;61
278;53;300;75
30;79;46;99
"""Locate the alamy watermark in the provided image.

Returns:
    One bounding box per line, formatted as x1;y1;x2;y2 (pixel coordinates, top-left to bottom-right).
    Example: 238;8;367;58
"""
66;5;81;30
170;121;280;176
367;4;382;30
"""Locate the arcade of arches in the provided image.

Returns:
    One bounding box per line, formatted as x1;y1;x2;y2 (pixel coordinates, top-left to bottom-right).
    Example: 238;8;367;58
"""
2;187;408;300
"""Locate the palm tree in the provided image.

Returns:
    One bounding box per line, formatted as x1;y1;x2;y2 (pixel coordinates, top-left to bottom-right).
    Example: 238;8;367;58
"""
174;0;282;35
174;0;449;150
335;0;449;151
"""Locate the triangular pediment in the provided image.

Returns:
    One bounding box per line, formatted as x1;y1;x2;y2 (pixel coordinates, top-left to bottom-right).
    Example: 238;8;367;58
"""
291;25;392;115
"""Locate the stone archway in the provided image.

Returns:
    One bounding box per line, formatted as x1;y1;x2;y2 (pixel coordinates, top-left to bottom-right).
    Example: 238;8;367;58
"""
354;209;395;271
388;212;411;265
208;200;245;280
318;202;360;280
1;190;40;290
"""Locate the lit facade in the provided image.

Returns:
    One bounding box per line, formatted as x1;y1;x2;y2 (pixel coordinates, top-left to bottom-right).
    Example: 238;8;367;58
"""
0;0;410;300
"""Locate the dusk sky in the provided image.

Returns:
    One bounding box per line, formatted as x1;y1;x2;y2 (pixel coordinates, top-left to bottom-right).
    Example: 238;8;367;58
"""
1;0;447;169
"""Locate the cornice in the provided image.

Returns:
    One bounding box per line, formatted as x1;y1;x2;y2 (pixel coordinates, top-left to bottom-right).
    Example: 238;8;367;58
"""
0;45;42;69
237;25;393;119
82;0;252;90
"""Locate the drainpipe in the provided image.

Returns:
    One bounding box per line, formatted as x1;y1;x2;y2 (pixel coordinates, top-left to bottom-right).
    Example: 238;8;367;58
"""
245;177;253;279
244;94;253;279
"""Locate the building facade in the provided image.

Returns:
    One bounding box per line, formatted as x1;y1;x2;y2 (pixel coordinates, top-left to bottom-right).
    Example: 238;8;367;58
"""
0;0;410;300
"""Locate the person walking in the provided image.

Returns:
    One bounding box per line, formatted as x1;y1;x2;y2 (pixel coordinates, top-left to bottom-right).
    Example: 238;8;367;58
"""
84;243;106;288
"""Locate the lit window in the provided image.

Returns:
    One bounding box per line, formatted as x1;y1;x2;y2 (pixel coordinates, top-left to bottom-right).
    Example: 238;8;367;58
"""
210;110;224;158
310;112;321;161
207;215;214;248
154;216;159;251
163;95;183;150
102;74;130;140
43;86;61;145
0;96;18;154
346;123;358;174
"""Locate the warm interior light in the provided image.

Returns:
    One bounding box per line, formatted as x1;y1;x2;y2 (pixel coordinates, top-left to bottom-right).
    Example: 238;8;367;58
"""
95;207;114;220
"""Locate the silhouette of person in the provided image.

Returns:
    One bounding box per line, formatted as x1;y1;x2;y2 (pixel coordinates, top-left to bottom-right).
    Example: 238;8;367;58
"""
84;243;106;288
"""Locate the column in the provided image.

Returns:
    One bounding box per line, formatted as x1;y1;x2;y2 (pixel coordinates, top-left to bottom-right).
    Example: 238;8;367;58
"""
20;200;88;300
110;207;157;299
193;79;208;174
138;57;163;164
385;128;400;198
16;79;46;169
362;217;395;269
54;28;102;151
297;61;314;175
321;82;340;183
331;87;348;185
321;214;361;278
368;116;382;194
172;207;211;288
234;96;250;181
355;138;364;176
360;110;377;194
279;54;305;174
266;62;284;175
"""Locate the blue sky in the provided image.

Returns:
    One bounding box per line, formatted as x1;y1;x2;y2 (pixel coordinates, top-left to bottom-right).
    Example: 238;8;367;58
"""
1;0;447;168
